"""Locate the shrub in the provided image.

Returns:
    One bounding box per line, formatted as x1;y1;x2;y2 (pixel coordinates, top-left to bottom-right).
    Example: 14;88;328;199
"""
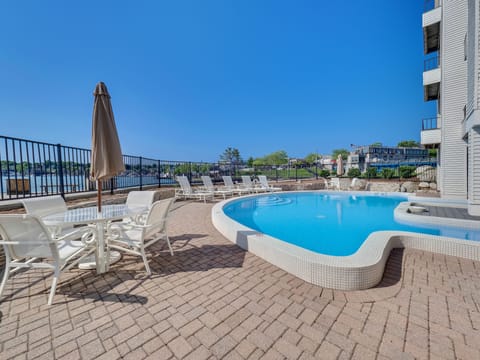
365;167;377;178
380;168;395;179
347;168;361;178
399;166;416;179
319;169;330;178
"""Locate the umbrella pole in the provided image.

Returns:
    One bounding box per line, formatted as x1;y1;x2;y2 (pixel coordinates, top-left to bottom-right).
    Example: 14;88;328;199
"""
97;180;102;212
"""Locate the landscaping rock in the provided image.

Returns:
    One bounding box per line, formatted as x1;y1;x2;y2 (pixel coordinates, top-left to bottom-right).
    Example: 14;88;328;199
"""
401;181;417;193
418;182;430;190
367;182;401;192
429;182;437;190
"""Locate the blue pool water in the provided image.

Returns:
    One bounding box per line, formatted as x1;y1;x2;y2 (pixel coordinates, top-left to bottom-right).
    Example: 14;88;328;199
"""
223;192;480;256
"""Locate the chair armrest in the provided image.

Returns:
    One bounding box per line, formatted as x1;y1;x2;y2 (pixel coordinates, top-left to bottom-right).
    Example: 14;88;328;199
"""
55;226;96;246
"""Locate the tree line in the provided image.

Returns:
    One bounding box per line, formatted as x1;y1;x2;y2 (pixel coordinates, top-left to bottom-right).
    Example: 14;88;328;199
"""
219;140;432;167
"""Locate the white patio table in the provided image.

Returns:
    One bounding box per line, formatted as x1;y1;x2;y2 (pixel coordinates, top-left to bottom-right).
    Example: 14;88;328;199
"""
43;204;147;274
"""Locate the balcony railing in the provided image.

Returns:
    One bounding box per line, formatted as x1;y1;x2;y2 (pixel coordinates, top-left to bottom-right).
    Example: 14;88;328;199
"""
422;117;440;130
424;0;441;12
424;55;439;71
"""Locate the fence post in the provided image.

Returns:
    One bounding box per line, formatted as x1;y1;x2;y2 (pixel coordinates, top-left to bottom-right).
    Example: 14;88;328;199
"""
315;162;318;180
110;178;115;195
158;160;161;188
189;162;192;183
295;166;298;181
139;156;143;190
56;144;65;198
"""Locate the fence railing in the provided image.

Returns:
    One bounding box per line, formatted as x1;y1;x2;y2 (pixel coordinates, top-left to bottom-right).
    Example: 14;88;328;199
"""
0;134;438;201
422;117;440;130
0;135;238;201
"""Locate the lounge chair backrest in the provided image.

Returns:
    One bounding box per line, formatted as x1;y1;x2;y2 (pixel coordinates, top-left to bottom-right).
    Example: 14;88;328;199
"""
144;198;175;238
258;175;269;187
201;176;214;190
22;195;67;218
126;191;156;209
241;176;253;187
222;176;235;188
0;214;57;260
330;178;340;190
176;176;193;194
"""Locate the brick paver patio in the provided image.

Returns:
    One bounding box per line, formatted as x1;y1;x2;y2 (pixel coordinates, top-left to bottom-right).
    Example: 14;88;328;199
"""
1;201;480;359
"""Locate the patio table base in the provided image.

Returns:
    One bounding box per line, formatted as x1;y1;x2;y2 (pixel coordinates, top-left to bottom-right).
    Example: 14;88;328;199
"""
78;251;122;270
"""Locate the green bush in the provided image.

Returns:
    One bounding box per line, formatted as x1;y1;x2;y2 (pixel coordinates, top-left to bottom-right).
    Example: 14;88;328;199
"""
364;167;377;178
319;169;330;178
347;168;361;178
380;168;395;179
399;166;416;179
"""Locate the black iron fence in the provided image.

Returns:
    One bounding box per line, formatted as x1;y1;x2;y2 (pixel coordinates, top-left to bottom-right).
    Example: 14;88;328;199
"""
0;135;237;201
0;135;438;201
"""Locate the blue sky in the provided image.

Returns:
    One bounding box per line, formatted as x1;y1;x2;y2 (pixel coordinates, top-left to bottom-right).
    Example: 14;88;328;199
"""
0;1;434;162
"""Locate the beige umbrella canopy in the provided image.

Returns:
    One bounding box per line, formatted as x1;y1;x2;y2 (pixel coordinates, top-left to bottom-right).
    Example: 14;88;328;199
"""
336;154;344;176
90;82;125;211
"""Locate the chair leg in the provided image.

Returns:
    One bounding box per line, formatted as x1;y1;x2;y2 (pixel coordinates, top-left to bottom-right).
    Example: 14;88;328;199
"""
140;248;151;275
48;268;60;306
166;235;174;256
0;264;10;301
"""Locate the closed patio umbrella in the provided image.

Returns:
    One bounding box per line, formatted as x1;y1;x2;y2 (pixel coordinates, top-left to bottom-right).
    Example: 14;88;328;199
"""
90;82;125;211
336;154;344;176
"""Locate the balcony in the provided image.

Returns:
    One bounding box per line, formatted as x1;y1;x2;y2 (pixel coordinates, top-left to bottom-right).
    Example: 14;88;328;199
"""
423;0;441;54
421;117;441;146
423;55;440;101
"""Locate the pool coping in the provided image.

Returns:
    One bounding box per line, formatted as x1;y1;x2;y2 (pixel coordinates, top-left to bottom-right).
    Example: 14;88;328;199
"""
211;191;480;290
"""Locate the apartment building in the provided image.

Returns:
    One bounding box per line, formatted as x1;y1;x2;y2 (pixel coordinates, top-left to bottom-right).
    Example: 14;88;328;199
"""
421;0;480;215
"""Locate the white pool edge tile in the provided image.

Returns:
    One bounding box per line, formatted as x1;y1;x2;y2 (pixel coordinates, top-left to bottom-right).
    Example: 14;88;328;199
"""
211;191;480;290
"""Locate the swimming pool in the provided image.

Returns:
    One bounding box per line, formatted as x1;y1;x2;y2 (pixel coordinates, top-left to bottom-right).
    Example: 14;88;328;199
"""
212;191;480;290
222;192;480;256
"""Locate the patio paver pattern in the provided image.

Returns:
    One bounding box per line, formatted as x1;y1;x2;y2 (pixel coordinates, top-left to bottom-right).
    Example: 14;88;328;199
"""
1;201;480;359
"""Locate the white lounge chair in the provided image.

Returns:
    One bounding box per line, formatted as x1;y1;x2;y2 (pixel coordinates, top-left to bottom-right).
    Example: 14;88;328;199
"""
107;198;175;274
222;176;251;195
257;175;282;192
201;176;233;199
241;175;265;193
0;214;95;305
329;178;341;190
175;175;214;202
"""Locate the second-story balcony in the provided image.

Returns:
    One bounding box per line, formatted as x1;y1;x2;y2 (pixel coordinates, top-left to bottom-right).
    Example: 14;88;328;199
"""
421;116;441;146
423;54;440;101
423;0;441;54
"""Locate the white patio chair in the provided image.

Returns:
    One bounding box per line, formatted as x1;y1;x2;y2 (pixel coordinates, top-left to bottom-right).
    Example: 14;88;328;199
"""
222;176;251;195
257;175;282;192
107;198;175;275
22;195;73;236
201;176;233;199
0;214;95;305
124;190;156;224
175;176;214;202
